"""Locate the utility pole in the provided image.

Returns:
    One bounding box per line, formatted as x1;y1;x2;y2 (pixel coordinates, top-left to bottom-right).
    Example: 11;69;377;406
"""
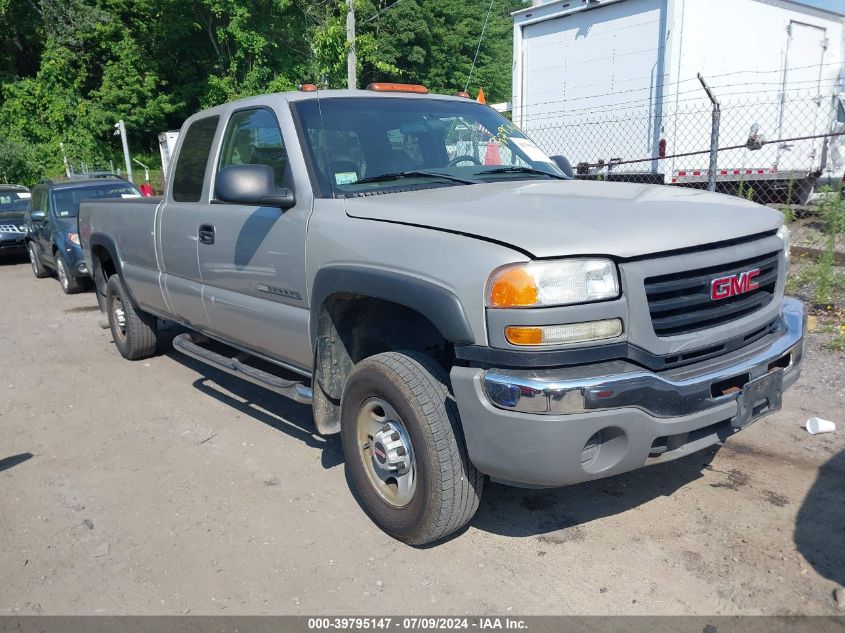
346;0;357;90
114;120;133;183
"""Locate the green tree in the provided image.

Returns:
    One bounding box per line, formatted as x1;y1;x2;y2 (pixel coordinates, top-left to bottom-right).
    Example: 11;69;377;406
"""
0;0;520;184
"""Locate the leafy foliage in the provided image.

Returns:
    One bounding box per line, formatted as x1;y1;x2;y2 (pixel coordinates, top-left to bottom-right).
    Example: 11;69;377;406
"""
0;0;518;186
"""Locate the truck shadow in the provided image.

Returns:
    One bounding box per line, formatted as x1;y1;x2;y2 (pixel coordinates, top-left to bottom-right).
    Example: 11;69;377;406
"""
794;449;845;589
471;446;719;539
163;347;343;471
158;330;725;541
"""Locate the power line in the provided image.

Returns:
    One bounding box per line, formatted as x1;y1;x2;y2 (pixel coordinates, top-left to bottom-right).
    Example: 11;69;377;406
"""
464;0;495;92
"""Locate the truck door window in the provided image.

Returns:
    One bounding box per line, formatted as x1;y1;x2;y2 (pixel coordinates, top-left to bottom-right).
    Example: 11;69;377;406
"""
218;108;290;188
172;116;220;202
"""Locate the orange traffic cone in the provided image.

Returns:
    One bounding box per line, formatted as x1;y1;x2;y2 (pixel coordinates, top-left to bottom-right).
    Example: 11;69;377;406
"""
476;87;486;104
484;141;502;165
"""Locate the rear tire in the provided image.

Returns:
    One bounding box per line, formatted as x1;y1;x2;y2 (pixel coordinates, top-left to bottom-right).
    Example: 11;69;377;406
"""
27;243;49;278
55;253;83;294
340;351;483;545
106;274;158;360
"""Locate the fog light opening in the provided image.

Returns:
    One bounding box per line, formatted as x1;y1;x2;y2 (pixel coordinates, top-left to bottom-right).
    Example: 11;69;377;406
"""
581;426;628;475
581;431;602;466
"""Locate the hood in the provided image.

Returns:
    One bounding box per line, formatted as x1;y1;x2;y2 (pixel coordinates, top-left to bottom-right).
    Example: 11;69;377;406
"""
343;180;783;259
0;205;28;224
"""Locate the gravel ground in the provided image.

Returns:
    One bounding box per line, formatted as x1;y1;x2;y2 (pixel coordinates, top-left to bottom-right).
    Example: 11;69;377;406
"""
0;256;843;615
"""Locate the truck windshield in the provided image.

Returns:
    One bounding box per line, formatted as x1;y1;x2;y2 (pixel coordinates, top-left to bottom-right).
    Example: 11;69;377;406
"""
53;183;141;218
292;97;565;197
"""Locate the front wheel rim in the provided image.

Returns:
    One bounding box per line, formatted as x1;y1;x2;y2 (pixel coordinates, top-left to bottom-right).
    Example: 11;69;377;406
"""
356;397;417;507
112;295;127;342
56;258;68;289
28;246;38;275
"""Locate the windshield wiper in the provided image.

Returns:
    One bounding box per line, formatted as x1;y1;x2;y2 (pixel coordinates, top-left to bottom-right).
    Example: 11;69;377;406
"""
353;170;479;185
474;166;567;180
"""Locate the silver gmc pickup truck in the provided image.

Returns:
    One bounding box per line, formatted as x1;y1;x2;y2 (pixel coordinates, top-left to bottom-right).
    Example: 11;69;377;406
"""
80;85;804;545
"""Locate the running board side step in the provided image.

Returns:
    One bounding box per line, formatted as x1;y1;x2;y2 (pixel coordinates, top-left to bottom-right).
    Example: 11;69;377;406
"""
172;333;313;405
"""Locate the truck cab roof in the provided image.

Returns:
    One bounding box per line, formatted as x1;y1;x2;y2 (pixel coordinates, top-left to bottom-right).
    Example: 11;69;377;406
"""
192;87;473;117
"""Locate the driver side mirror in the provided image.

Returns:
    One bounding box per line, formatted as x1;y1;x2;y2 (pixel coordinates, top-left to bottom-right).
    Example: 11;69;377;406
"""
550;155;575;179
30;209;46;222
215;164;296;209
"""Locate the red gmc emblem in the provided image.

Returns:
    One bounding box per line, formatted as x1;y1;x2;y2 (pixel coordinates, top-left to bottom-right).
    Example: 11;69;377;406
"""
711;268;760;300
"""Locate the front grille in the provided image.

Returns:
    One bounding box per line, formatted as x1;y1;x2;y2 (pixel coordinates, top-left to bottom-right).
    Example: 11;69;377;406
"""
645;251;779;337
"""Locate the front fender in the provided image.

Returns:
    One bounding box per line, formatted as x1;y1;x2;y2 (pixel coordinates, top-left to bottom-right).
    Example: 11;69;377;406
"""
309;265;476;346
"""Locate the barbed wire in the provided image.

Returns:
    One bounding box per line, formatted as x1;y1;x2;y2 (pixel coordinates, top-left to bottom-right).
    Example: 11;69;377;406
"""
518;89;845;205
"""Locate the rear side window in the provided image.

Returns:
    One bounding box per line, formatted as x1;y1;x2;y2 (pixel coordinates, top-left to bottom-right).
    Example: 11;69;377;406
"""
172;116;219;202
218;108;289;188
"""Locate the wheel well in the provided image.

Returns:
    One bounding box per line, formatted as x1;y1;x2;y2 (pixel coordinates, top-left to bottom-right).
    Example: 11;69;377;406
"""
91;245;117;302
312;294;452;435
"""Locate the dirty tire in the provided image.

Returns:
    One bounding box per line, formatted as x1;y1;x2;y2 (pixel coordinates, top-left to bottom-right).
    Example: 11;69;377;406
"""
55;254;84;294
340;351;483;545
28;243;50;278
106;274;158;360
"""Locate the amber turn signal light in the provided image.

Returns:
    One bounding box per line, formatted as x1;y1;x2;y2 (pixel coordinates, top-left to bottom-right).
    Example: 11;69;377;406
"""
505;319;623;346
504;326;544;346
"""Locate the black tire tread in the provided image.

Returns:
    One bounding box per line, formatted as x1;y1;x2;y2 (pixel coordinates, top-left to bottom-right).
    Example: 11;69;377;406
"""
28;243;50;278
56;255;84;294
347;351;483;545
106;275;158;360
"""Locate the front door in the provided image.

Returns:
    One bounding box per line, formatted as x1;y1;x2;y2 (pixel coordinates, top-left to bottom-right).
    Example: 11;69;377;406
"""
28;186;52;265
197;106;311;370
159;114;220;330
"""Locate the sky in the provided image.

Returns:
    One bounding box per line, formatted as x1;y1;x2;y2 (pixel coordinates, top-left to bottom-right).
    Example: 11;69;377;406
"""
796;0;844;14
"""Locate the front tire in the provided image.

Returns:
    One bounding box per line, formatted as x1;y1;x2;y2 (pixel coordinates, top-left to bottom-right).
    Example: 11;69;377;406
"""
106;274;158;360
55;253;83;294
27;243;50;278
340;351;483;545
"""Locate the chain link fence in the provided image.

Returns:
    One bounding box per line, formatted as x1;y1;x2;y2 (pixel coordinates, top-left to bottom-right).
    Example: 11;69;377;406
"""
519;88;845;206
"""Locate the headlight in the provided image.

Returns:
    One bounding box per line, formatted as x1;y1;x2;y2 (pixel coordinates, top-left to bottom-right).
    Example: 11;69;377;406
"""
777;224;790;265
67;232;80;246
487;259;619;308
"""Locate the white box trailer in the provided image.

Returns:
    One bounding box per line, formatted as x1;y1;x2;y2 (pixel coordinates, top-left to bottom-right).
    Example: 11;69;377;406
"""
158;130;180;186
512;0;845;201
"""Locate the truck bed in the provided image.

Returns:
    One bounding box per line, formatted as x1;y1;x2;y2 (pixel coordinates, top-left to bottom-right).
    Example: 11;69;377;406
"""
79;196;163;311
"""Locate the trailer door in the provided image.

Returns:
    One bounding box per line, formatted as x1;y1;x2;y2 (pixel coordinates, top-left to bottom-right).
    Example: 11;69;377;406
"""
777;21;828;169
517;0;666;170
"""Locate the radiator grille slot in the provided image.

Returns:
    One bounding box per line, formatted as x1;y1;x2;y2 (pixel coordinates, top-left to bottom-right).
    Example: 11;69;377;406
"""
645;251;779;337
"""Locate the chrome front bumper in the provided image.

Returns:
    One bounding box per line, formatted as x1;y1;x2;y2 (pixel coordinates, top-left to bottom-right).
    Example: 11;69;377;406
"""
451;298;805;488
482;297;805;418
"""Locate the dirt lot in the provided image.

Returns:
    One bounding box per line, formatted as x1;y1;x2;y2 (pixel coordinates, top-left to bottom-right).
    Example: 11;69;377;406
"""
1;256;843;616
